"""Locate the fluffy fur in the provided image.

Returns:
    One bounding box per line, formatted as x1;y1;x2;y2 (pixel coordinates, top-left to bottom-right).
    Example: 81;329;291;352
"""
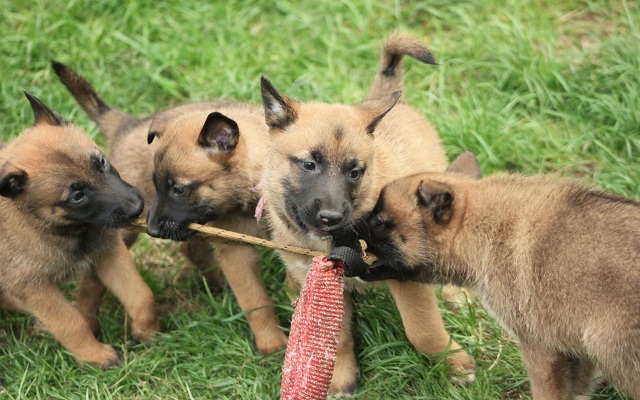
358;151;640;399
52;62;287;354
259;33;475;395
0;93;158;367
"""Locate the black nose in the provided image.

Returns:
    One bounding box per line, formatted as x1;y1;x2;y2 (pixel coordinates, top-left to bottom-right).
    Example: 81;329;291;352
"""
146;212;161;237
128;194;144;218
318;209;344;227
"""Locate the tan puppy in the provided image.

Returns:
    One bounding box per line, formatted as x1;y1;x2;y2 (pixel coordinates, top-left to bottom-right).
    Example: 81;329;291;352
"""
0;93;158;367
52;62;287;354
357;151;640;399
259;33;475;395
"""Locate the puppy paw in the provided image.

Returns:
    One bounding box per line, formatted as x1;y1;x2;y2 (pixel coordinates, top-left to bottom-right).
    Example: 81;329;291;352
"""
328;357;359;397
82;343;121;368
445;342;476;385
131;317;160;342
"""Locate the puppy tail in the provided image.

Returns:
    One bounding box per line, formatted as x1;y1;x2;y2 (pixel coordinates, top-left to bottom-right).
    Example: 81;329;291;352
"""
51;61;138;142
367;32;437;102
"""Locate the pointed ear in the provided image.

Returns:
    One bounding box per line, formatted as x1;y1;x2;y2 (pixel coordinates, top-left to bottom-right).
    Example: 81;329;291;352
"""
147;131;159;144
197;112;240;153
0;164;28;198
446;150;481;179
260;76;298;131
356;91;401;135
417;180;453;224
23;92;66;127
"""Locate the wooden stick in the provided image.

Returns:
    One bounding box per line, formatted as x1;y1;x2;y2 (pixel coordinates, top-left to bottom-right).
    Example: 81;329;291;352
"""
125;219;376;265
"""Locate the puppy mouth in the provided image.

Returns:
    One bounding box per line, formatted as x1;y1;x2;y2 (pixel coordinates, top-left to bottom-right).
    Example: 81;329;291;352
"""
103;211;141;228
288;204;332;241
148;219;197;241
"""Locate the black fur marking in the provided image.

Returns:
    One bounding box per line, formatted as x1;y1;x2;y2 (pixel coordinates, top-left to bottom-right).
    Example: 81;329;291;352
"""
365;92;401;135
0;170;28;198
260;76;297;130
334;127;344;141
415;49;437;65
147;131;159;144
310;150;324;164
23;92;66;127
567;187;640;209
50;149;80;168
342;158;361;173
51;61;111;116
198;112;239;153
382;54;401;77
417;182;453;224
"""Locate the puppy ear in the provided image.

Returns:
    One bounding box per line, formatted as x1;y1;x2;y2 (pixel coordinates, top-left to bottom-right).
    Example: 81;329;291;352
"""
0;164;28;198
197;112;240;153
260;76;299;131
417;180;453;224
355;91;401;135
446;150;481;179
23;92;66;127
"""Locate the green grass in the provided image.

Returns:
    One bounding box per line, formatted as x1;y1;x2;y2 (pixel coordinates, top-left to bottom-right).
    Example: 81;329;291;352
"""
1;0;638;398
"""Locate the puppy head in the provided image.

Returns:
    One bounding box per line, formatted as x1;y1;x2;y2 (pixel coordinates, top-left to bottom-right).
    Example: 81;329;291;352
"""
260;76;400;240
357;151;481;282
0;93;143;231
146;109;248;240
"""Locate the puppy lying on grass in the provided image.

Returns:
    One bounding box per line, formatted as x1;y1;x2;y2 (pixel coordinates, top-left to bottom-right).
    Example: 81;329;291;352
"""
0;93;158;367
355;151;640;399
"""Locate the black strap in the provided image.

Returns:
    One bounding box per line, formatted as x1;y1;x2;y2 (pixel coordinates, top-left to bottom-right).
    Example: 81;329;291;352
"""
327;225;368;277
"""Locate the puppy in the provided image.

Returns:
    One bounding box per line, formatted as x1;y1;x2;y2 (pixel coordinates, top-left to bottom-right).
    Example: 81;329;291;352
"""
0;93;158;367
357;151;640;399
259;32;475;395
52;62;287;354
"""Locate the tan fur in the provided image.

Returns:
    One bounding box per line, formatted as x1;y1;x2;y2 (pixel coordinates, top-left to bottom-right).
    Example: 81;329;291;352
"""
366;153;640;399
260;34;475;395
53;63;287;354
0;98;158;367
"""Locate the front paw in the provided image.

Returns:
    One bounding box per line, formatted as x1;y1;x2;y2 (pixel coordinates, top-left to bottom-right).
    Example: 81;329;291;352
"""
79;343;122;368
131;317;160;343
328;355;360;398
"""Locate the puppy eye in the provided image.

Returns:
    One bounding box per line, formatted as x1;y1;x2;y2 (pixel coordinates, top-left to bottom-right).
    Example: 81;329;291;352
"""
371;214;385;230
173;186;187;196
96;154;109;171
301;161;316;171
69;191;86;204
349;169;362;180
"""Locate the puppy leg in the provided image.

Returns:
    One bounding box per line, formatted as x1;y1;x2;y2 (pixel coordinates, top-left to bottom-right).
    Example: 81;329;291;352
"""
74;230;138;334
181;238;226;293
386;280;475;383
585;323;640;398
214;241;288;354
0;290;27;312
17;284;120;367
328;291;360;397
441;285;473;310
75;269;107;335
94;240;159;342
520;344;579;400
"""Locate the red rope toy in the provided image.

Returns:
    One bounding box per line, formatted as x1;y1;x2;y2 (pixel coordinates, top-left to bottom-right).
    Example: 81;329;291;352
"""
279;227;368;399
280;257;345;399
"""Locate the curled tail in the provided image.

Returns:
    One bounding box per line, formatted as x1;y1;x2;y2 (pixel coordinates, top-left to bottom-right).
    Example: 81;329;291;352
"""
51;61;137;142
367;32;437;101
